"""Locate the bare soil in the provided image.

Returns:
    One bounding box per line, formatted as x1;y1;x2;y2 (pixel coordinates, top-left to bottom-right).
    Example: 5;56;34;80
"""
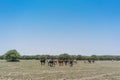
0;60;120;80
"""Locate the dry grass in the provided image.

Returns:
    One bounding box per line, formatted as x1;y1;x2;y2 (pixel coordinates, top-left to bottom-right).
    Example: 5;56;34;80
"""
0;60;120;80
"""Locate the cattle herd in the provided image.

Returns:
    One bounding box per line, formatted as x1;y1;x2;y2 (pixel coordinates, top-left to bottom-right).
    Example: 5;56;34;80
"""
40;59;95;67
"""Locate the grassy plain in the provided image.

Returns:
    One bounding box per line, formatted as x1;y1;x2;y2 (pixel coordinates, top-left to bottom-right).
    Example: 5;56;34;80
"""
0;60;120;80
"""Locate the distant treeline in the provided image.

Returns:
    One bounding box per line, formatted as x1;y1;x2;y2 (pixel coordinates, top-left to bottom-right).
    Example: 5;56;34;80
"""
0;53;120;60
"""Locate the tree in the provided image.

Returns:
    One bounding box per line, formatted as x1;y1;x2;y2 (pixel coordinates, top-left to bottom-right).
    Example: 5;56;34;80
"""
0;55;4;60
40;55;46;59
76;55;83;60
91;55;98;60
71;55;77;60
58;53;70;59
4;49;20;62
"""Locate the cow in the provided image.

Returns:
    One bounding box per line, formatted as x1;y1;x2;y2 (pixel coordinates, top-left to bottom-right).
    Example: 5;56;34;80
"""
40;58;46;65
47;59;55;67
69;59;73;67
64;59;69;66
58;59;64;66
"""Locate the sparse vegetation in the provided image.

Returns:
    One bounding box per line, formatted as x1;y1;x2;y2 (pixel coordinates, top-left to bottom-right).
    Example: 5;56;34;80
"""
0;60;120;80
1;50;120;79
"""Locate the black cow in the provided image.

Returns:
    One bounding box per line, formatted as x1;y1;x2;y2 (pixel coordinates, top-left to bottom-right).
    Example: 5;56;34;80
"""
40;59;46;65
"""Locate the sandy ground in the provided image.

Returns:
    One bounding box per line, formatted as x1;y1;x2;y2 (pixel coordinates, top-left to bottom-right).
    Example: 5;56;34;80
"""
0;60;120;80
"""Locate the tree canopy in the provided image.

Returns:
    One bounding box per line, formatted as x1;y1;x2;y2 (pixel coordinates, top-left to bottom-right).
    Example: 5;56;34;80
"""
0;50;120;61
4;49;20;62
58;53;70;59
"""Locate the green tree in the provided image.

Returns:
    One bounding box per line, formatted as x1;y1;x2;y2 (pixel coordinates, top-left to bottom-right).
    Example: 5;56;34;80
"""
71;55;77;59
4;49;20;62
58;53;70;59
91;55;98;60
0;55;4;59
76;55;83;60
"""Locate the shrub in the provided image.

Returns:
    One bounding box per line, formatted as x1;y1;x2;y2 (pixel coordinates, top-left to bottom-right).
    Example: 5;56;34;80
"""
4;49;20;62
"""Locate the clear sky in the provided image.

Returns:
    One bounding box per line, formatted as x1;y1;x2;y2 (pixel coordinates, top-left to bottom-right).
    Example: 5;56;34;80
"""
0;0;120;55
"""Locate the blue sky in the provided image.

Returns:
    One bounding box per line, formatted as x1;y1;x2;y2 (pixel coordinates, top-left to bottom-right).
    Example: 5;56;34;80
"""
0;0;120;55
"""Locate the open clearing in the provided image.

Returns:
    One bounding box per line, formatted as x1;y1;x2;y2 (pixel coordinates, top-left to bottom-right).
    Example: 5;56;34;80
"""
0;60;120;80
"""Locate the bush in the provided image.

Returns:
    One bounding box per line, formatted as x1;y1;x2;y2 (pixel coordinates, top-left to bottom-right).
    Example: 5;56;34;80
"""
58;53;70;59
4;49;20;62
